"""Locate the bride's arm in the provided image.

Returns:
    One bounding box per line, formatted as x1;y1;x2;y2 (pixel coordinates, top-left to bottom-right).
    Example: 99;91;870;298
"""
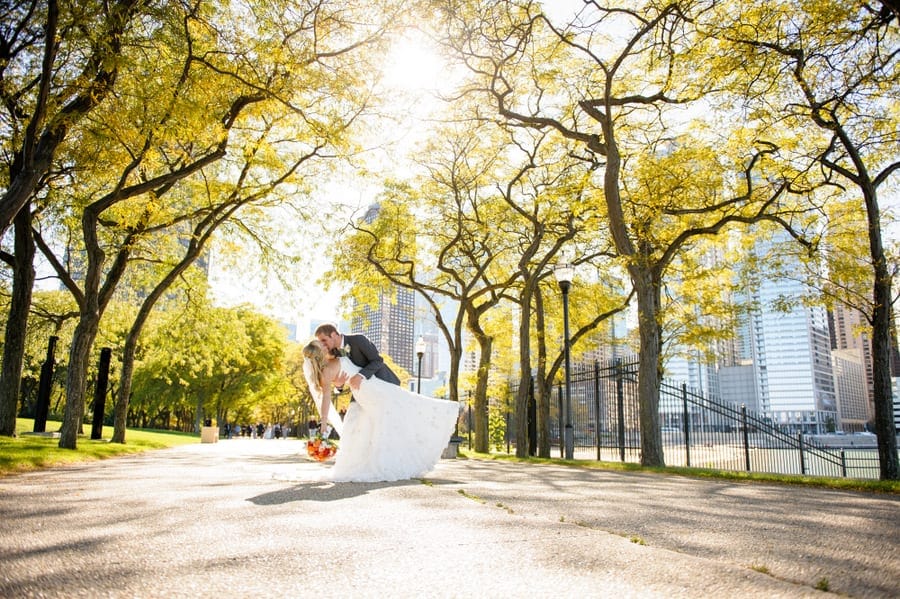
314;359;346;438
319;371;333;427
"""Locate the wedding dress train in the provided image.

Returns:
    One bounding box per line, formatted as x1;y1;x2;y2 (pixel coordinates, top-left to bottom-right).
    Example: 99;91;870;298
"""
328;357;459;482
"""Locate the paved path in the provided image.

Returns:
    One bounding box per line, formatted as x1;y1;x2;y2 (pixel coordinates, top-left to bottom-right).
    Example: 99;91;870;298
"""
0;439;897;598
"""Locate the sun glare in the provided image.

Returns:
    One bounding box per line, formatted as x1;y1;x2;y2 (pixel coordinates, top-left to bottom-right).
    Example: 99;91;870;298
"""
381;34;452;94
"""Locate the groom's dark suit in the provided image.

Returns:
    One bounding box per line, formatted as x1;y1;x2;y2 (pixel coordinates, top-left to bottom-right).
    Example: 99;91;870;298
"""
341;333;400;386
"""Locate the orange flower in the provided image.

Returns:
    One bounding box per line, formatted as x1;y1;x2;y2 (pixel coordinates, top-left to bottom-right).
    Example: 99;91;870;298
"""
307;435;337;461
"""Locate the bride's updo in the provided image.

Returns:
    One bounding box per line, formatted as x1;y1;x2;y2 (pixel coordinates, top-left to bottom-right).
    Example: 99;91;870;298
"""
302;340;328;392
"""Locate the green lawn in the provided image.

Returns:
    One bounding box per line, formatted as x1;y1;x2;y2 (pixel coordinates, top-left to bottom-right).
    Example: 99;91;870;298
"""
459;449;900;494
0;418;198;477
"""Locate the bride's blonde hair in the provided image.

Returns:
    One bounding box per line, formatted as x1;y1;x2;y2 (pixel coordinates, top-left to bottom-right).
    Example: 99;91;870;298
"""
302;340;328;392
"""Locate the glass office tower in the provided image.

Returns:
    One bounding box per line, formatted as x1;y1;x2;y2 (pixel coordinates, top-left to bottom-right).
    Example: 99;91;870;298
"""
742;235;838;433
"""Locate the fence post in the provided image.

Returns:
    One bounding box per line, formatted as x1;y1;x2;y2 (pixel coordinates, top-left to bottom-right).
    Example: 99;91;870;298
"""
840;449;847;478
681;383;691;468
594;361;601;461
741;404;751;472
485;388;490;450
505;392;510;454
467;401;472;450
616;358;625;462
798;432;806;475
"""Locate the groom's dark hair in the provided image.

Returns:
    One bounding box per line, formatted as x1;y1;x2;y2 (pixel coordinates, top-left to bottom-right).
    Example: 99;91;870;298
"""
315;323;338;336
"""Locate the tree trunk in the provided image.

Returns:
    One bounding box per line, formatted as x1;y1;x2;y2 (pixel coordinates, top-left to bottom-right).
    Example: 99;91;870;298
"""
534;288;552;458
447;320;465;404
473;334;493;453
514;284;534;458
112;312;144;443
871;283;898;480
58;307;100;448
446;346;461;403
633;266;665;467
445;337;463;439
111;322;138;444
0;207;36;436
864;186;899;480
465;311;493;454
58;210;114;449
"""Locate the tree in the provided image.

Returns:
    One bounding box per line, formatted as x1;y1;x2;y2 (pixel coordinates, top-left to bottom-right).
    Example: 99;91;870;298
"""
438;0;802;466
130;301;288;431
333;189;503;452
0;209;35;434
338;121;624;456
39;85;266;448
107;1;399;443
0;0;149;237
109;115;325;443
1;1;245;443
20;0;398;449
707;0;900;478
0;0;155;436
486;127;622;457
331;118;526;452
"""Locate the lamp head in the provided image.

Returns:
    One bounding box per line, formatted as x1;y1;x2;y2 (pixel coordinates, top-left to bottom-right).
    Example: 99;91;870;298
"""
554;262;574;290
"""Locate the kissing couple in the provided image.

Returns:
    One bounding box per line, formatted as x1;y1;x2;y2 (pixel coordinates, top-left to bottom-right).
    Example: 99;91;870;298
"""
302;323;459;482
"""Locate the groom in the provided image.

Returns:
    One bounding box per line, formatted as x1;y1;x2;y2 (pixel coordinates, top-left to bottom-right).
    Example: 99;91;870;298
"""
314;323;400;392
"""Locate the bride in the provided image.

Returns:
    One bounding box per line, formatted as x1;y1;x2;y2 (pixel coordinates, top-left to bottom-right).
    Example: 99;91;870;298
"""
302;340;459;482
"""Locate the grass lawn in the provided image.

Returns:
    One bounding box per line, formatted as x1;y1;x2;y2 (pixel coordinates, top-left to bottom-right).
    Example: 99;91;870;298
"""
459;449;900;494
0;418;198;477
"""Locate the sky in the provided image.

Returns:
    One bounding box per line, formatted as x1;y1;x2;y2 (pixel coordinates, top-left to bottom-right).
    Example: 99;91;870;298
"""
208;21;472;335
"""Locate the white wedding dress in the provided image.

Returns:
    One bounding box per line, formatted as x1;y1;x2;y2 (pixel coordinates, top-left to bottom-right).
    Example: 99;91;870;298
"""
309;357;460;482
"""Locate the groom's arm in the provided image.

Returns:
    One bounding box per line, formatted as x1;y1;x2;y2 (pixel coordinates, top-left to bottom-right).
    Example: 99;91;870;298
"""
349;334;389;380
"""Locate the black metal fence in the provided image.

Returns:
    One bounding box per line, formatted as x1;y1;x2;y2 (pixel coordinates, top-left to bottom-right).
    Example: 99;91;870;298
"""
462;356;888;480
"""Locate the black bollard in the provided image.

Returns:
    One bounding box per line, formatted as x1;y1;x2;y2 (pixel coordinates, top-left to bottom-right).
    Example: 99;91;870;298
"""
90;348;112;440
527;375;537;456
33;336;58;433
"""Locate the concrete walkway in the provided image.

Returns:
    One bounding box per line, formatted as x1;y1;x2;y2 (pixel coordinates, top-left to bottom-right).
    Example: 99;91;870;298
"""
0;439;896;598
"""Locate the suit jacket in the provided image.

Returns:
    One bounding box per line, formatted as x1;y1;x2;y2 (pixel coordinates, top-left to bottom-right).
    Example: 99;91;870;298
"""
342;333;400;386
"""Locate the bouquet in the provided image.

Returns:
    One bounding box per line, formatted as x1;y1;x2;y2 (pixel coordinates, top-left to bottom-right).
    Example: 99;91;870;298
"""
306;430;337;462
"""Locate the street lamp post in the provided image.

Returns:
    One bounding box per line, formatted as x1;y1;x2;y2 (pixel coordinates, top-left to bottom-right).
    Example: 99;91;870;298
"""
415;335;426;394
555;261;575;460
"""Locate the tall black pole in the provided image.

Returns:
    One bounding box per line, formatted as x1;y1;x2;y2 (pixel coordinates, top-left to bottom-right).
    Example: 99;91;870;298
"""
417;352;423;394
561;281;574;460
527;375;537;456
90;348;112;440
33;336;58;433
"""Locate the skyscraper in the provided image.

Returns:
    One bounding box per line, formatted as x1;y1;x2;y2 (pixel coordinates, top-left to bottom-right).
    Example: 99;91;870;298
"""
829;304;874;423
672;232;842;433
751;277;837;432
831;348;869;431
350;286;416;374
721;231;838;433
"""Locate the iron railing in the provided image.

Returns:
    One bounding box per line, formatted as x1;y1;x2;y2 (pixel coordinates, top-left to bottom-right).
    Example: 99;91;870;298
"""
462;356;889;480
